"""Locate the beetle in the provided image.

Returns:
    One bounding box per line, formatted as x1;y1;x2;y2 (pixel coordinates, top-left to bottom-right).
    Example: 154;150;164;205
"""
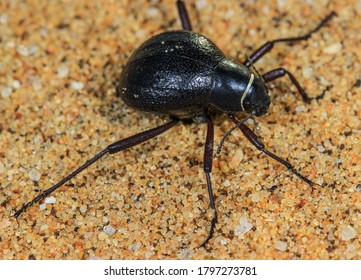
15;0;335;247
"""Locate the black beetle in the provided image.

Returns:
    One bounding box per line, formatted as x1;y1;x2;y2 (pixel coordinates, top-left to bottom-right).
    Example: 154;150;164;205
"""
118;30;270;119
15;0;335;247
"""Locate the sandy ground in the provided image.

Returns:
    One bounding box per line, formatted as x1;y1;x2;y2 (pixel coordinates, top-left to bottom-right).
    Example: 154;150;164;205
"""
0;0;360;259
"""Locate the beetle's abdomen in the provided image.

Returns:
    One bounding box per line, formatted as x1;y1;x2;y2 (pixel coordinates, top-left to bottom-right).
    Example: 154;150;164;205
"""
117;31;225;119
119;55;214;118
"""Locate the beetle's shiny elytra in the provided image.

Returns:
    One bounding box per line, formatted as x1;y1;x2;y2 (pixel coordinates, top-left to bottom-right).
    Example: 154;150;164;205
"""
15;0;335;247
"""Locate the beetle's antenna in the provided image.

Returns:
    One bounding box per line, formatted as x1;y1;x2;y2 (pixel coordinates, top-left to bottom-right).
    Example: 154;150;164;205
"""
245;54;262;78
216;114;253;155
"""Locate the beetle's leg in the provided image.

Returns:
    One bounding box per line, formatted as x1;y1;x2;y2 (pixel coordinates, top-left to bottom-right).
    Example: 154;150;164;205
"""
262;68;329;102
14;119;178;218
200;115;217;247
229;114;315;186
216;114;253;155
177;0;192;31
243;12;335;67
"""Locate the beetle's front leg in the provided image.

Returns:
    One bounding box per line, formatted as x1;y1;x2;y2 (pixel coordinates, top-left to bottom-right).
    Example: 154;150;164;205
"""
228;114;315;186
262;68;327;103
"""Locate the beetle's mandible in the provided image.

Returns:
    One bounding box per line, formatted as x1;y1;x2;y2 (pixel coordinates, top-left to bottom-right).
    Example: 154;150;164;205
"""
15;0;336;247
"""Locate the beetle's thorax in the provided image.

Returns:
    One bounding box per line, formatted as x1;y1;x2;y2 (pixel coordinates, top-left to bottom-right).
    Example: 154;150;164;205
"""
210;58;270;116
210;59;253;113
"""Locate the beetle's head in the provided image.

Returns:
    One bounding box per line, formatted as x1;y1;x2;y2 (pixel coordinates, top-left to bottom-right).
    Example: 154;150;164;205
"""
241;74;270;117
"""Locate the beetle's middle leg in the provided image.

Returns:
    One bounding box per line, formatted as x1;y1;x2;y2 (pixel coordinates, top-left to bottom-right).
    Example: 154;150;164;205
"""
243;12;335;67
200;115;217;247
177;0;192;31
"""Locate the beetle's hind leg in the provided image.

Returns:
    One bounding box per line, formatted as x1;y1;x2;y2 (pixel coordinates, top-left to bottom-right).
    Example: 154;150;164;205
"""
177;0;192;31
14;119;178;218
